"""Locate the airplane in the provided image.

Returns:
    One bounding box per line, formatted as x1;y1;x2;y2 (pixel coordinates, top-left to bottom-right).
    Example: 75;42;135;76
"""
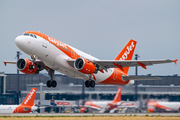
147;100;180;113
3;31;178;88
80;88;140;113
0;88;38;113
80;88;122;113
118;101;140;113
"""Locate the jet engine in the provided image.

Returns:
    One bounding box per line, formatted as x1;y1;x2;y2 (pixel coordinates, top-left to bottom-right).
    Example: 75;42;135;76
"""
74;58;96;74
80;108;88;113
147;108;154;113
17;58;38;74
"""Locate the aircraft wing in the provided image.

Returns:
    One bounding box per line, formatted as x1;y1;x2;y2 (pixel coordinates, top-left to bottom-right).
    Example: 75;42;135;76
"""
67;59;177;71
94;59;178;70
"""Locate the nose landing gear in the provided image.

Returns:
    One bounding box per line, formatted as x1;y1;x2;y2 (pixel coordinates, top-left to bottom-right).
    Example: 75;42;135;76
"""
29;55;36;70
28;55;57;88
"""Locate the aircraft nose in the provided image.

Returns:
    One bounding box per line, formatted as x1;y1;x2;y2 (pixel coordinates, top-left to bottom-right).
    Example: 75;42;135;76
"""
15;36;24;48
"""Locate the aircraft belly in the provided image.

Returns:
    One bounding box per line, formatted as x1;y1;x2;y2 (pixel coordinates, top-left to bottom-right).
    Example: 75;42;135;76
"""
54;55;88;79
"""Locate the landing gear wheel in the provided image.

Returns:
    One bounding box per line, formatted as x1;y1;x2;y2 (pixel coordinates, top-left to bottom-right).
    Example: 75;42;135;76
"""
51;80;57;88
46;68;57;88
47;80;51;88
85;81;90;87
84;108;88;113
90;80;95;87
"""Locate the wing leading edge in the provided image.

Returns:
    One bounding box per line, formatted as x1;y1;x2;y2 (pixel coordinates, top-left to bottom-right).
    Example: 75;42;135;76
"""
94;59;177;69
67;59;177;71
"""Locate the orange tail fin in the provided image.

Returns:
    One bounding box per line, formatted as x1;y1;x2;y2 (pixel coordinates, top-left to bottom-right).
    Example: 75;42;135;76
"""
21;88;37;106
114;39;137;74
113;88;121;102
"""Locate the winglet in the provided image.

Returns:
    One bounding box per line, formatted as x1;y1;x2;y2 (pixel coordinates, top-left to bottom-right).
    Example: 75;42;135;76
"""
3;62;7;66
174;59;178;65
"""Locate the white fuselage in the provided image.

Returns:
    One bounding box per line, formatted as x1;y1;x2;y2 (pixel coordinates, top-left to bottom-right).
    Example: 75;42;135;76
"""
15;35;114;83
148;101;180;111
84;101;121;111
85;101;110;110
0;105;18;113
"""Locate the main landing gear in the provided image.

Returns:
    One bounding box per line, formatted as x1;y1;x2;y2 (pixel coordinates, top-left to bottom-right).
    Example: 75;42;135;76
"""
29;55;57;88
46;68;57;88
85;80;95;87
85;75;95;88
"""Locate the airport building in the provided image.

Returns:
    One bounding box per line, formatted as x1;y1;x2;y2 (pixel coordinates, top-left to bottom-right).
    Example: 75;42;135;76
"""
1;73;180;113
1;73;180;101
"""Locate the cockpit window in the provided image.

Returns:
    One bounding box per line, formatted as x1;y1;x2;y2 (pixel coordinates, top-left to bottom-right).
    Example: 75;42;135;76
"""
30;34;34;37
23;33;37;39
34;35;37;38
23;33;30;36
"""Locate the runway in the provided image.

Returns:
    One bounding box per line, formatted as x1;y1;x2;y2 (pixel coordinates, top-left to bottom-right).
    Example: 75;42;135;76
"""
0;113;180;116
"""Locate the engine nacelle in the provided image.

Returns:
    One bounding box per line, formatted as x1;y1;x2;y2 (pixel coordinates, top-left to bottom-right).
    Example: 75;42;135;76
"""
74;58;96;74
80;108;88;113
122;75;135;85
147;108;154;113
31;106;38;111
17;58;38;74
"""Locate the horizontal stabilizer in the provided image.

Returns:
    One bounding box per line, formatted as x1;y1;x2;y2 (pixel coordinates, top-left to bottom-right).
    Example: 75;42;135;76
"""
122;76;161;81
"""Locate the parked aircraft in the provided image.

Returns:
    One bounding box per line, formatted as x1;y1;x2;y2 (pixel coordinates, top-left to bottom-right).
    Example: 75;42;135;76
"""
0;88;38;113
80;88;141;113
148;100;180;113
81;88;122;113
4;31;177;88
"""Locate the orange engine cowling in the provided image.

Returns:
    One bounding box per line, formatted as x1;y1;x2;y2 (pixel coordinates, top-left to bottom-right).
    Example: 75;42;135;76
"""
147;108;154;113
74;58;96;74
16;58;38;74
80;108;85;113
80;108;88;113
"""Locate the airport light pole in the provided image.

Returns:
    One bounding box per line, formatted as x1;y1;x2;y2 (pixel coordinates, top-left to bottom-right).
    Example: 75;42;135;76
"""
82;80;85;105
135;54;139;101
16;51;21;102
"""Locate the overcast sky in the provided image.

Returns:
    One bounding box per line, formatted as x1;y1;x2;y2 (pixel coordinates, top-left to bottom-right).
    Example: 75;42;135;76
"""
0;0;180;76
